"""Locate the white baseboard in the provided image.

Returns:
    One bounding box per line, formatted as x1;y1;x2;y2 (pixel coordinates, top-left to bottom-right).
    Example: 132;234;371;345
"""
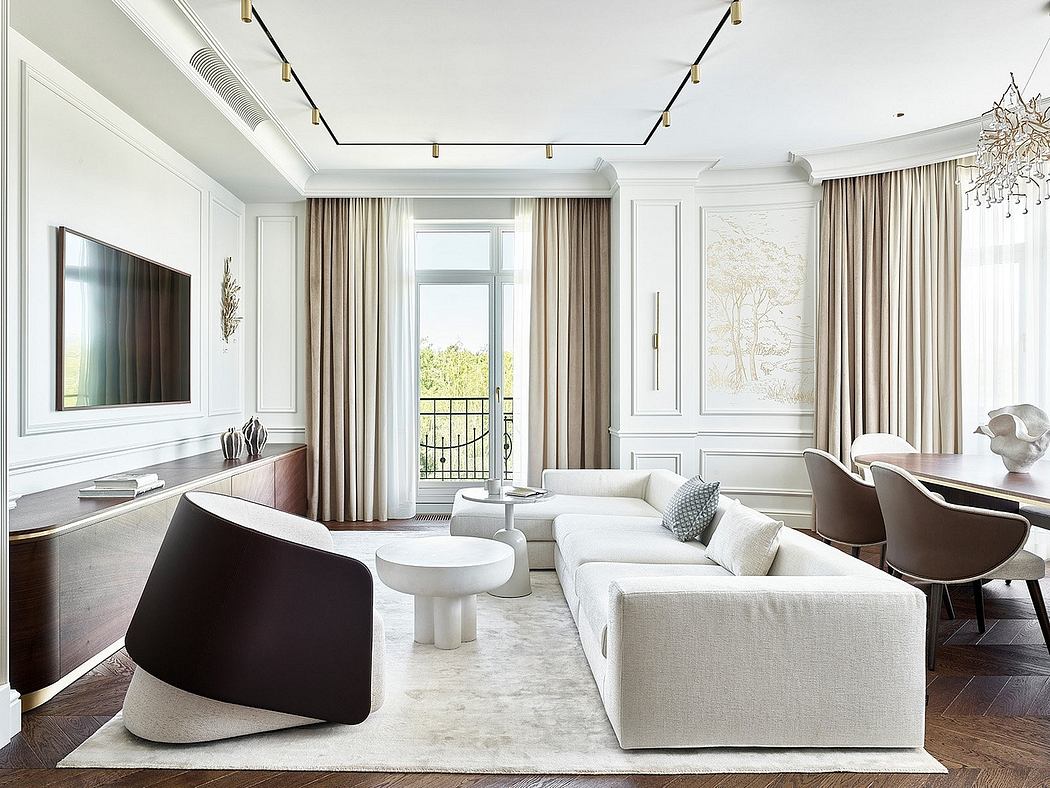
0;685;20;747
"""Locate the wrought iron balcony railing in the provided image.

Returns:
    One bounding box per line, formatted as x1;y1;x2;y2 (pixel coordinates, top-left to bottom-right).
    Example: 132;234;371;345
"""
419;396;512;481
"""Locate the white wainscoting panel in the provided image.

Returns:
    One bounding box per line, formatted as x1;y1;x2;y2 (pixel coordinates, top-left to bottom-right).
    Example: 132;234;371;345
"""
255;216;298;414
629;451;682;475
630;199;681;417
7;32;247;496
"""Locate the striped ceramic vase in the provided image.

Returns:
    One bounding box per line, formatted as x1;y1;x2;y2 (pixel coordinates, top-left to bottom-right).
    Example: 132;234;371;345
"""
220;427;243;460
242;416;268;457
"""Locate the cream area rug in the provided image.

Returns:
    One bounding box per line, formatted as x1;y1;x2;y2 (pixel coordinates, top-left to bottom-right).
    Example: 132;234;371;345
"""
62;531;945;774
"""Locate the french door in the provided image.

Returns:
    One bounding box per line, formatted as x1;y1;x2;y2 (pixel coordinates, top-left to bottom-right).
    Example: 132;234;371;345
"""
416;222;516;503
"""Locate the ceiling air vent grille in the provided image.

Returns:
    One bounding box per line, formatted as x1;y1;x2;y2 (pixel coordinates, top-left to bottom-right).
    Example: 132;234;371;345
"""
190;48;266;131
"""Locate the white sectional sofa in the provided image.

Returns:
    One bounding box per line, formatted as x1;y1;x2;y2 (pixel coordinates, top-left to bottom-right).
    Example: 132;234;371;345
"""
451;468;928;750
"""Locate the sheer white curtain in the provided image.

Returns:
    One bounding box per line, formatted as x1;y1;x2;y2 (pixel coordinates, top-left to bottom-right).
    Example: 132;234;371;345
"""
961;200;1050;453
512;198;533;484
962;198;1050;558
383;198;418;518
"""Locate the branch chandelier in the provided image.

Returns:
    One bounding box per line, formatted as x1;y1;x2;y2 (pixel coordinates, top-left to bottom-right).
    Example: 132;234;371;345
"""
238;0;742;159
959;32;1050;216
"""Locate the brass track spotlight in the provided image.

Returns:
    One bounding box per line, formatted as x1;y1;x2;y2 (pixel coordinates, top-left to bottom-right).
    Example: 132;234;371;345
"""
545;144;553;160
281;61;292;82
691;64;701;84
730;0;742;25
241;0;252;23
662;111;671;128
311;108;321;125
432;143;440;159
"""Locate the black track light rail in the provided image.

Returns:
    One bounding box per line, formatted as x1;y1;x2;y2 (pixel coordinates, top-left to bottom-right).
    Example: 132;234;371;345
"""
249;3;735;149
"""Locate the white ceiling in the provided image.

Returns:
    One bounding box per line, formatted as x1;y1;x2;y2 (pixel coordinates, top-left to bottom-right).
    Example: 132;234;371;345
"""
182;0;1050;171
11;0;302;202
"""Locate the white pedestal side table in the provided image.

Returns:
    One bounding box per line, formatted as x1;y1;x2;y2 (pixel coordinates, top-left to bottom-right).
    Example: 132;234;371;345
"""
375;536;514;650
459;487;554;598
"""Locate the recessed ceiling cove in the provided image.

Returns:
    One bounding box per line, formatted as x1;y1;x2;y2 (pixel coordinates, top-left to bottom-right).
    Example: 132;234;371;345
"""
181;0;1050;170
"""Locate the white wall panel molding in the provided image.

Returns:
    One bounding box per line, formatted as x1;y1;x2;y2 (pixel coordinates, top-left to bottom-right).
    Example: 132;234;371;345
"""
700;448;809;497
629;199;682;417
791;116;978;185
629;451;682;474
8;33;247;496
255;215;298;414
9;431;222;476
611;427;815;439
17;58;207;437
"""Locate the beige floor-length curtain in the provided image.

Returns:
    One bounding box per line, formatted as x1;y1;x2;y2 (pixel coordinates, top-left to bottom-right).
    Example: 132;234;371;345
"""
526;197;611;484
816;160;963;464
307;197;416;522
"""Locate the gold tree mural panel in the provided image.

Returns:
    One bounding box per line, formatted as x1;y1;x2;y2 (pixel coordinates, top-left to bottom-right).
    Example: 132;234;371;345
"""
703;206;815;413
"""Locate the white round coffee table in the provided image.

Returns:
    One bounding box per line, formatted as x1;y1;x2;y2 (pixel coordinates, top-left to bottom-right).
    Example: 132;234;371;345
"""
459;487;554;598
375;536;514;650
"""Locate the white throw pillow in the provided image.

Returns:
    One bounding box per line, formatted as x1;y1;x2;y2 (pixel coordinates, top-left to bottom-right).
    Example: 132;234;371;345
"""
704;499;783;576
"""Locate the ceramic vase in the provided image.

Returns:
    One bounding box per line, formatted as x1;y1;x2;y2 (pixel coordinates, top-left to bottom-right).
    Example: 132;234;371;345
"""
242;415;269;457
220;427;243;460
975;403;1050;473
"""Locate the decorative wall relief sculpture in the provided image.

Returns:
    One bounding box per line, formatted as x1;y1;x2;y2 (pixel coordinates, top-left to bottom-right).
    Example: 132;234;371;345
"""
220;427;243;460
242;415;269;457
220;256;242;345
975;404;1050;473
703;206;815;413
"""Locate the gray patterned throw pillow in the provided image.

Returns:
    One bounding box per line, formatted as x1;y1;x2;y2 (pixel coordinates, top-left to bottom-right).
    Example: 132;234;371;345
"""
661;477;720;542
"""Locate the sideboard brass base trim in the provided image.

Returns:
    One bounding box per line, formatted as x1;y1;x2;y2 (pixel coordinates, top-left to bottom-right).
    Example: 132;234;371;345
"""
19;638;125;712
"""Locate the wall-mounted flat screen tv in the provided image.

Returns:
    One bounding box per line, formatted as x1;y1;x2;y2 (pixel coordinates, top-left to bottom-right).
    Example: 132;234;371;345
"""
57;227;191;410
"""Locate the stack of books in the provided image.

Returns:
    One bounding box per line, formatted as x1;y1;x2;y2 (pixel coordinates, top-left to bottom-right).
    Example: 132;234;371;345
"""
505;486;547;499
78;472;165;499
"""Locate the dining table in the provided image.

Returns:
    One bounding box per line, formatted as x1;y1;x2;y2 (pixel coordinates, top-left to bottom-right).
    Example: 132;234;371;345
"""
852;452;1050;511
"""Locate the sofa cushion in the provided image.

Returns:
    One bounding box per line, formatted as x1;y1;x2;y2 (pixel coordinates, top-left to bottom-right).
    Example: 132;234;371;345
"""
661;478;720;542
576;562;732;657
643;469;690;513
705;499;783;576
557;528;716;602
451;491;661;542
552;514;666;542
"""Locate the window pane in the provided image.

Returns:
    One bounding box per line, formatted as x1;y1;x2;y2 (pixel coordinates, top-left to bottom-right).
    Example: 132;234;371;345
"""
501;231;518;270
418;283;491;480
416;231;490;270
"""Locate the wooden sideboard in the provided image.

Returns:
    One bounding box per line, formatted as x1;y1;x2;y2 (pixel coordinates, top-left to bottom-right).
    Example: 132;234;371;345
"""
9;443;308;711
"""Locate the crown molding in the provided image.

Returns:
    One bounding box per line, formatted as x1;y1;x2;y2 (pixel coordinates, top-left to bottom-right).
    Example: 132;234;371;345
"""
696;163;814;191
791;117;979;185
109;0;314;196
598;158;720;187
304;167;613;197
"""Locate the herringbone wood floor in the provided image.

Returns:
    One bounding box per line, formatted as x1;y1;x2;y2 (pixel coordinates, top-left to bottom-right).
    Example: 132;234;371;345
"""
2;523;1050;787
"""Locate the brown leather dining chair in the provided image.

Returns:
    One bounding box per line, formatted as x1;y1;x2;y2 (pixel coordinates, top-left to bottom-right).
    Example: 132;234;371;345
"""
803;448;889;567
871;461;1050;670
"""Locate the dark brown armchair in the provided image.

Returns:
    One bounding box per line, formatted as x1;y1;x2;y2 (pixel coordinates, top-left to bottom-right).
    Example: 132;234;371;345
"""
122;492;383;742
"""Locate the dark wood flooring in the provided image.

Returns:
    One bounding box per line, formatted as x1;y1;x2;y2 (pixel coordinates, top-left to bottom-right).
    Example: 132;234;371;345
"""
2;523;1050;787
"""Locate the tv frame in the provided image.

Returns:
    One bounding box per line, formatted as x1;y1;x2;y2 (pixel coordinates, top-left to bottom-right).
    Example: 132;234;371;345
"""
56;226;192;412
